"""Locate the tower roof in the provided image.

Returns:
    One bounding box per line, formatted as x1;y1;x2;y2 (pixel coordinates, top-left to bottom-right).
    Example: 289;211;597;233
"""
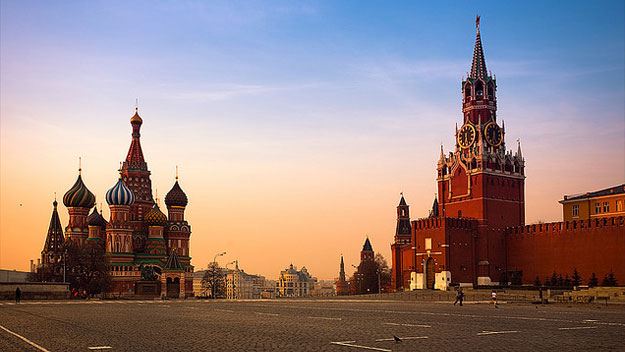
145;203;167;226
106;177;136;206
87;205;108;227
165;180;188;207
362;237;373;252
398;195;407;206
43;199;64;255
165;248;183;271
63;174;96;208
469;16;488;80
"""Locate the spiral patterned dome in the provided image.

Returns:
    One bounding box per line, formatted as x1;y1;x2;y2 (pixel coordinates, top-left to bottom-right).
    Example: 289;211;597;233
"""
145;203;167;226
63;175;96;208
87;206;107;227
165;181;188;207
106;178;135;206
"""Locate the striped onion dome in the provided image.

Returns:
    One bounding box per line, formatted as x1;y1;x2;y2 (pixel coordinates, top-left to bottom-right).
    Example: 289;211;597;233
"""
165;181;188;207
145;203;167;226
105;178;135;206
87;206;107;227
63;175;96;208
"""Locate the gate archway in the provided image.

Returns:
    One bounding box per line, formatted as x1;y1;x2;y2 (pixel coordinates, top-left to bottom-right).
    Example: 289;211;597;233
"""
166;277;180;298
425;258;435;289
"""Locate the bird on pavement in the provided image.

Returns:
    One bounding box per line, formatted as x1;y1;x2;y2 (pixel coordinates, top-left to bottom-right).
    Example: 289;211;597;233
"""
393;335;402;343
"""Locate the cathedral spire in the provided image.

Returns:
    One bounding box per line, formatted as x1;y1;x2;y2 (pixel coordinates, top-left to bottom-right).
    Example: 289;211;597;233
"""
470;15;488;80
42;198;64;266
123;108;147;171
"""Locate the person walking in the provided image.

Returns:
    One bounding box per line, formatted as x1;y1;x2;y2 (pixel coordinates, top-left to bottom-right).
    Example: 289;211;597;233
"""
15;287;21;304
453;287;464;306
491;290;498;307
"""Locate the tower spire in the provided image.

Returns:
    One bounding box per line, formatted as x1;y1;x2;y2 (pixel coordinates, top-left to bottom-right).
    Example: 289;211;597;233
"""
470;15;488;80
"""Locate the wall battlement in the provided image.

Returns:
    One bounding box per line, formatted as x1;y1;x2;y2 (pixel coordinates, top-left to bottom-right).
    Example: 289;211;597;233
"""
413;217;477;231
506;216;624;236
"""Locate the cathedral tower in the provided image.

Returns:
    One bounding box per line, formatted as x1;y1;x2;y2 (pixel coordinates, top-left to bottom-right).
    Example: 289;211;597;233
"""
164;171;191;261
437;16;525;229
121;108;154;251
361;237;374;262
63;165;96;245
41;198;64;266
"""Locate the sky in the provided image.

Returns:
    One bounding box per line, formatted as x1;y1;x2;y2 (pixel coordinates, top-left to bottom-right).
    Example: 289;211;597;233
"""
1;1;623;280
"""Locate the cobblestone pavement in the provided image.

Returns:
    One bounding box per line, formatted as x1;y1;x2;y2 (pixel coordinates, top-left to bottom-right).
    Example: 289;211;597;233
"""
1;299;624;351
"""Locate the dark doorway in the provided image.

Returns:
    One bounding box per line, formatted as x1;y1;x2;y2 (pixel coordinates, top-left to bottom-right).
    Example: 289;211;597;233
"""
166;277;180;298
425;258;436;289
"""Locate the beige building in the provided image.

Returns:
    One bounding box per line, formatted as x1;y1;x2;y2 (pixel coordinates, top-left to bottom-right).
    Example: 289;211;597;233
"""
276;264;317;297
225;262;267;299
560;184;625;221
192;270;208;297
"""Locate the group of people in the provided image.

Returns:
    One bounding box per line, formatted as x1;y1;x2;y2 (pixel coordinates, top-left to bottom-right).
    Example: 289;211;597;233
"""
453;287;498;307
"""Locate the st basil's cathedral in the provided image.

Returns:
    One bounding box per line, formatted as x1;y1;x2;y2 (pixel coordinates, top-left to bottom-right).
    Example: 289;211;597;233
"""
41;108;194;298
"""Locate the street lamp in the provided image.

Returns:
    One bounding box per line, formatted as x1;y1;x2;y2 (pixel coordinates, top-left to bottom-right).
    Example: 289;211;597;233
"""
225;261;236;299
211;251;226;298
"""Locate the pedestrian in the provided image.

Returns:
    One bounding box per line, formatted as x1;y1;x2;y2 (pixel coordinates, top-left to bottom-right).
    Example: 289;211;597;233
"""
15;287;21;303
453;287;464;306
491;290;497;307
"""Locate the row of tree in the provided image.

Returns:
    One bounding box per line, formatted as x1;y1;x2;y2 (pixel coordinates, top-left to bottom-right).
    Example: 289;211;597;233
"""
533;268;618;288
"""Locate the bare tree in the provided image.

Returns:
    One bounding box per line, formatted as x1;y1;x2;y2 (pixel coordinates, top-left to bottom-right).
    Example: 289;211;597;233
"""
201;262;226;298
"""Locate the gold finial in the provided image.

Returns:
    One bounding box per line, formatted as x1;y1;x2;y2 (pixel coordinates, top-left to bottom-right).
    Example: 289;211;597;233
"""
78;157;82;175
155;188;159;205
476;14;480;33
119;162;123;178
175;165;178;181
135;98;138;112
400;191;403;197
100;202;103;214
54;192;57;201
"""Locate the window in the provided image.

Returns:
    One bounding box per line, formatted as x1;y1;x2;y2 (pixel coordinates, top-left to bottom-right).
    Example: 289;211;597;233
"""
425;238;432;250
572;205;579;217
603;202;609;213
617;200;623;212
595;202;601;214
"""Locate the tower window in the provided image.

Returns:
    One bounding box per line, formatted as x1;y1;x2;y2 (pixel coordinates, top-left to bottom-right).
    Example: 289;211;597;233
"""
595;202;601;214
617;201;623;212
475;81;484;96
572;205;579;217
603;202;609;213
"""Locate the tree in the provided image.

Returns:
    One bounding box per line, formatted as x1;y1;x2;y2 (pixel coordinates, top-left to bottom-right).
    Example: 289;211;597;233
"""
571;268;582;286
375;253;392;293
557;274;564;287
550;272;558;286
202;262;226;298
350;253;392;295
534;276;541;287
588;273;598;288
601;270;617;287
564;275;571;287
29;240;111;297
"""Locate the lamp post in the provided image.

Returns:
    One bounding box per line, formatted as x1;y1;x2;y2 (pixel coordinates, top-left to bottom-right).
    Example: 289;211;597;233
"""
211;251;226;298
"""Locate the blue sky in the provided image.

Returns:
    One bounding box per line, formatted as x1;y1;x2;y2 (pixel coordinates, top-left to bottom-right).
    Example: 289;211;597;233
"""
1;1;624;277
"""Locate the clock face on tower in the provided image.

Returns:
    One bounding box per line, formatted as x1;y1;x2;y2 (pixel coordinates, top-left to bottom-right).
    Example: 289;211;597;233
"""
484;121;503;146
458;124;476;149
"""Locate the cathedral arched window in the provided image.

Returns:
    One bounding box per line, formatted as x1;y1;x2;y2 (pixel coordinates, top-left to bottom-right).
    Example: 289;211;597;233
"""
464;84;472;102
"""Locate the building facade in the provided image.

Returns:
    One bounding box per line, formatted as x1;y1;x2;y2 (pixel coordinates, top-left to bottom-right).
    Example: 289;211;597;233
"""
391;18;624;291
275;264;317;297
559;184;625;221
41;108;194;298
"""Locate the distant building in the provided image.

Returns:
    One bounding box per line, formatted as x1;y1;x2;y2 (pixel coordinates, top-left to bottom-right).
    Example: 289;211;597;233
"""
276;264;317;297
560;184;625;221
193;270;208;297
224;262;268;299
312;280;335;297
335;255;349;295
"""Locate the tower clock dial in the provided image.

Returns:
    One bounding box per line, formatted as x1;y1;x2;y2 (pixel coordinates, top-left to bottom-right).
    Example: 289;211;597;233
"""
484;121;503;146
458;124;476;149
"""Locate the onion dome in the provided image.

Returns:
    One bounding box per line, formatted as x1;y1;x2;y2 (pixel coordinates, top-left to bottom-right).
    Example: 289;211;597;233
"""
145;203;167;226
63;174;96;208
106;178;135;206
165;181;188;207
130;107;143;124
87;206;107;227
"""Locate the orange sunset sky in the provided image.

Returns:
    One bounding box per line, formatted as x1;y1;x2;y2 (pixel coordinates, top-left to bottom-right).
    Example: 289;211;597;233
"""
1;2;623;280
